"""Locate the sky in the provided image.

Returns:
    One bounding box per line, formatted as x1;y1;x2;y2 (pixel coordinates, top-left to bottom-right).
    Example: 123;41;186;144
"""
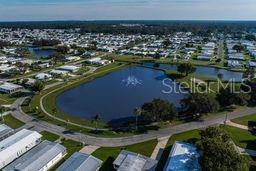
0;0;255;21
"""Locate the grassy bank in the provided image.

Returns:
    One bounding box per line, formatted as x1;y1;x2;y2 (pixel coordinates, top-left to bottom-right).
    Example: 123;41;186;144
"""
232;114;256;126
0;115;25;129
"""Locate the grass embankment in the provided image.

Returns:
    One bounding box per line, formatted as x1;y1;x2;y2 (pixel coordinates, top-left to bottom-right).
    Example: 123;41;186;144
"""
0;93;17;105
221;125;256;151
92;139;158;171
41;131;60;142
232;114;256;126
156;130;200;171
0;115;25;129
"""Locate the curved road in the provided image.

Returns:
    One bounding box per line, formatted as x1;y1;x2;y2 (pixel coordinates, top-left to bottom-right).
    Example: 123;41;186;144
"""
11;97;256;147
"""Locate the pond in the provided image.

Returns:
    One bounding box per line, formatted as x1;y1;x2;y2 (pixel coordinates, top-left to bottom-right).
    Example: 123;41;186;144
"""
56;66;186;123
144;63;243;81
29;47;56;59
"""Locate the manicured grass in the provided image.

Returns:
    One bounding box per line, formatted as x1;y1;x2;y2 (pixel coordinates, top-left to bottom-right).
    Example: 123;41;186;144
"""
92;139;158;171
221;125;256;151
232;114;256;126
0;93;16;105
0;115;25;129
156;130;200;171
41;131;60;142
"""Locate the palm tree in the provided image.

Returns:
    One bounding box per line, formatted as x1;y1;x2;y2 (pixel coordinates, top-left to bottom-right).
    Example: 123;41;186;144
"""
92;114;101;131
134;108;142;131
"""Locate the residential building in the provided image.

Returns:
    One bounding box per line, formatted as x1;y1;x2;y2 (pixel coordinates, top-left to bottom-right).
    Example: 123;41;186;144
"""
0;82;23;94
164;141;200;171
113;150;158;171
57;152;102;171
0;124;13;141
0;129;42;169
3;140;66;171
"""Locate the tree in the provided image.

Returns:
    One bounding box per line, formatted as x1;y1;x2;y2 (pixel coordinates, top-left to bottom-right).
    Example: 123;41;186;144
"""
33;80;45;92
245;34;256;41
232;44;244;53
133;107;142;131
92;114;101;131
162;39;171;48
177;62;196;76
141;99;177;123
181;93;219;117
216;86;250;107
243;67;255;80
197;126;248;171
56;45;69;54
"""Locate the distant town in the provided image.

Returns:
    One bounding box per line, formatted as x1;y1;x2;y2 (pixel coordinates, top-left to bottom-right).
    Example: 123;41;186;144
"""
0;21;256;171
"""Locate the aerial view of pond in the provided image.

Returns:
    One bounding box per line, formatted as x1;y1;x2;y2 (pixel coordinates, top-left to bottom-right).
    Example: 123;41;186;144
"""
29;47;56;59
144;63;244;81
56;66;186;123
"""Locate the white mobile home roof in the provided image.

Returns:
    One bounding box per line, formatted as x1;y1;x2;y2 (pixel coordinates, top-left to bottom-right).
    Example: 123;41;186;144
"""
113;150;158;171
0;124;13;139
56;152;102;171
3;140;66;171
0;129;42;167
0;82;23;92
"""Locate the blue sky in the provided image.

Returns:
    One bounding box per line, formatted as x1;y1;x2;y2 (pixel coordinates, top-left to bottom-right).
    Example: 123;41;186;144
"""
0;0;255;21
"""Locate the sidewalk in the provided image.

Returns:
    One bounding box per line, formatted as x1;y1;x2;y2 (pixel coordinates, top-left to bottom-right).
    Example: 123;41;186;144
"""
151;136;170;160
225;120;249;130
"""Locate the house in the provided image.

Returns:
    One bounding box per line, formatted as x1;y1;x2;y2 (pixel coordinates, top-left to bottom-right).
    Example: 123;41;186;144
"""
35;73;52;81
57;152;103;171
227;60;242;68
113;150;158;171
50;69;69;77
0;129;42;169
0;82;23;94
38;63;50;69
3;140;66;171
86;57;111;65
164;141;200;171
0;124;13;141
59;65;80;73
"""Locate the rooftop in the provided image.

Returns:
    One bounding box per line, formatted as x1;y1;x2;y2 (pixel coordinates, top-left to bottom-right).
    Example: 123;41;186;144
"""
164;141;200;171
56;152;102;171
3;140;66;171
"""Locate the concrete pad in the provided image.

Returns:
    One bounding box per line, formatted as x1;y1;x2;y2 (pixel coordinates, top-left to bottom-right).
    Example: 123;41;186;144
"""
79;145;100;155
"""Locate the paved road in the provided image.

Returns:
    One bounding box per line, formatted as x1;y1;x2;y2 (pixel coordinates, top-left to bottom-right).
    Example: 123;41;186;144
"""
11;97;256;147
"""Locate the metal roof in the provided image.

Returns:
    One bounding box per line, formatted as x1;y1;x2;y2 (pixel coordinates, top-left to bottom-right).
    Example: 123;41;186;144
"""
164;141;201;171
0;124;13;139
113;150;158;171
3;140;66;171
56;152;102;171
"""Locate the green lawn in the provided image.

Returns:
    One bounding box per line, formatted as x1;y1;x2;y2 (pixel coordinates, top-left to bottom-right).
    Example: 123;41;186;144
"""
0;93;16;105
156;130;200;171
0;115;25;129
92;139;158;171
41;131;60;142
221;125;256;151
232;114;256;126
